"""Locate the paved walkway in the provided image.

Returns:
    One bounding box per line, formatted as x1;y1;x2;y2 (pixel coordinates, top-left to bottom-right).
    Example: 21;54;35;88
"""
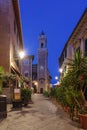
0;94;83;130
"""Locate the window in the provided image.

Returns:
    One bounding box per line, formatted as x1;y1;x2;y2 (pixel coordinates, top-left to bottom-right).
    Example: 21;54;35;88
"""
40;80;43;84
64;66;66;73
76;47;80;53
3;78;9;88
85;39;87;56
24;72;29;77
62;54;64;62
13;45;19;67
17;31;19;44
85;39;87;51
13;45;18;58
65;49;67;58
14;20;16;34
41;43;44;48
23;60;29;65
32;73;37;80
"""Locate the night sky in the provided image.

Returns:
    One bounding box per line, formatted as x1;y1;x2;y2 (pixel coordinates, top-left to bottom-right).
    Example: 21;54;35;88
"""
19;0;87;84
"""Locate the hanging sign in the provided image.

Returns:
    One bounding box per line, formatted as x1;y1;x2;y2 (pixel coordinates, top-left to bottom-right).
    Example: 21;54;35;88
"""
14;88;21;100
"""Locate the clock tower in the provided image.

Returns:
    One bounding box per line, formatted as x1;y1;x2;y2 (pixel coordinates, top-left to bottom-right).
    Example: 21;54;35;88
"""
37;31;48;93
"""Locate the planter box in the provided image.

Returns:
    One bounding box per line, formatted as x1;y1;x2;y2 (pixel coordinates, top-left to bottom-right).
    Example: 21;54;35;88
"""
79;114;87;129
12;100;22;108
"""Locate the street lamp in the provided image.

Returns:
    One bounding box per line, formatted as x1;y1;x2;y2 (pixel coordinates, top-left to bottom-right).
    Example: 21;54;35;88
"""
54;76;60;87
34;82;37;86
18;51;25;74
19;51;25;59
59;68;63;73
55;76;58;84
55;76;58;80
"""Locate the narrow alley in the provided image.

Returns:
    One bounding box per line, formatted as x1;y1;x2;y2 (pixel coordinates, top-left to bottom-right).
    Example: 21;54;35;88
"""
0;94;83;130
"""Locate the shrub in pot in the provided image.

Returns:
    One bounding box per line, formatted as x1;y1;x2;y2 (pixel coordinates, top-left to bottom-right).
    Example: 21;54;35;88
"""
43;90;50;97
21;88;32;106
60;51;87;126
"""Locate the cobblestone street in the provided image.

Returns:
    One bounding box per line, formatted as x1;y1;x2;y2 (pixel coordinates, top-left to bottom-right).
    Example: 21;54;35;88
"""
0;94;83;130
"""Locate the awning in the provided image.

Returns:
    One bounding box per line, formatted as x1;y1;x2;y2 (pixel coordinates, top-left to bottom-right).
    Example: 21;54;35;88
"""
11;66;21;76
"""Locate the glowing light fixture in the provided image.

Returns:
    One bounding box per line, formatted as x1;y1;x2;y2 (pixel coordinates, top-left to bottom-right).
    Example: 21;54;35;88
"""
19;51;25;59
59;68;63;73
35;82;37;86
55;76;58;80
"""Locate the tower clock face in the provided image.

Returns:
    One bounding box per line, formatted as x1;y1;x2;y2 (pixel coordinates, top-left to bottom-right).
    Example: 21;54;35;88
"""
40;65;44;70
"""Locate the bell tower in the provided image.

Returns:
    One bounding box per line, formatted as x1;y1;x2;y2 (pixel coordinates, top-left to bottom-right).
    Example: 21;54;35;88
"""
37;31;48;93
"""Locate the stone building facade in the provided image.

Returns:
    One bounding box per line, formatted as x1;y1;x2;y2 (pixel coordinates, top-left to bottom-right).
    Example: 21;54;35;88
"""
32;64;38;93
0;0;24;102
0;0;24;73
21;55;34;88
59;8;87;78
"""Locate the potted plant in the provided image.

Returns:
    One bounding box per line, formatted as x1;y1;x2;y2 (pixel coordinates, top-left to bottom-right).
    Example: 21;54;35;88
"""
0;66;7;118
78;109;87;129
60;51;87;125
21;88;32;106
0;66;5;94
43;90;50;97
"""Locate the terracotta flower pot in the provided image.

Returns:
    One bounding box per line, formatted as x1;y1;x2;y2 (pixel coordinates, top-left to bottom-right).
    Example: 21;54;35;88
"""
67;107;70;114
79;114;87;129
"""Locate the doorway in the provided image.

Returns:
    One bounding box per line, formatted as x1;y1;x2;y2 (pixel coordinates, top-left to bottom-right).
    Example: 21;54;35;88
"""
40;88;43;93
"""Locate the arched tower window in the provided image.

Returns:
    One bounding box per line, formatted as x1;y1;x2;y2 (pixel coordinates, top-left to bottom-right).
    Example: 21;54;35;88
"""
41;43;44;48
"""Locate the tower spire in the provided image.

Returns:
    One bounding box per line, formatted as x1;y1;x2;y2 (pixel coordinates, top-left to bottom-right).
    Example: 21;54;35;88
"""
41;31;45;35
38;31;47;48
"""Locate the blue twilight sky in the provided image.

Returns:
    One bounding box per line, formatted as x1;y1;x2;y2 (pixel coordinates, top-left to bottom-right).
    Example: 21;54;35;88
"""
19;0;87;83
